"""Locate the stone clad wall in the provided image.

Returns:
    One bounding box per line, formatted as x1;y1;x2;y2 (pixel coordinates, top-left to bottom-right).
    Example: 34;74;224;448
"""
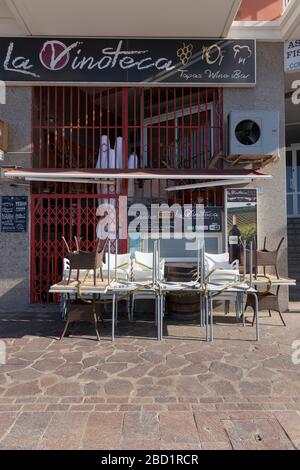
0;87;31;312
224;42;288;311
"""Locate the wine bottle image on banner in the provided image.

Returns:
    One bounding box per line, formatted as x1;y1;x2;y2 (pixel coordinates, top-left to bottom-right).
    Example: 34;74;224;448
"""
228;214;241;264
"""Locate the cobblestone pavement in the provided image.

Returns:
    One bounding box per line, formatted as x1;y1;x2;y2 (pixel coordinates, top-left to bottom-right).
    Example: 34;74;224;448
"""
0;307;300;450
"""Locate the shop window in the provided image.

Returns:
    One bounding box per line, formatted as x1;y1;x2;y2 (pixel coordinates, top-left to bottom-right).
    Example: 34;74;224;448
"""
31;86;224;303
32;86;222;175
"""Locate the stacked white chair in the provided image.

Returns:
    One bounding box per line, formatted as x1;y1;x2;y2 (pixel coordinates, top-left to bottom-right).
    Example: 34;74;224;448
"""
102;252;132;281
205;252;241;317
131;251;165;321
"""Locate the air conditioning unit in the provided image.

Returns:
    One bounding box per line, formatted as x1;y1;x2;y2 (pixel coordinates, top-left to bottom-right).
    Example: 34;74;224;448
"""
228;111;280;156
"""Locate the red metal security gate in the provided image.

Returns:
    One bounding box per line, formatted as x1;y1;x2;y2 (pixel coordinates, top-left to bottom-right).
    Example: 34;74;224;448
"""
30;194;121;303
31;86;224;303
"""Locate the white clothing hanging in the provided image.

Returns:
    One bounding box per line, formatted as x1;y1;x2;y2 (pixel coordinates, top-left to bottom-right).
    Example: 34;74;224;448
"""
96;135;110;197
128;152;139;197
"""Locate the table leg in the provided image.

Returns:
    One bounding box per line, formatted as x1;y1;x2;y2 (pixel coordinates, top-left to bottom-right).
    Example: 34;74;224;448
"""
205;294;209;342
157;295;160;341
200;293;202;330
160;294;164;341
252;292;259;342
239;293;245;327
115;296;119;327
210;294;214;342
131;294;135;322
112;293;116;342
93;296;101;342
60;318;70;340
200;294;203;327
127;295;131;321
235;297;239;322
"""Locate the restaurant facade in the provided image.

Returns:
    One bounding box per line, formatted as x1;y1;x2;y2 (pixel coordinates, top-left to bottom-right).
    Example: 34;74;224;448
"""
0;0;298;312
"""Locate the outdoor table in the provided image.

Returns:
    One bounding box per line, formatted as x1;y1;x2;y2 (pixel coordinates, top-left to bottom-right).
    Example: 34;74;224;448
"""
49;279;109;295
50;279;160;342
206;283;259;342
157;281;207;342
244;276;296;327
158;281;260;342
106;281;160;342
49;278;262;343
49;280;109;341
245;275;296;287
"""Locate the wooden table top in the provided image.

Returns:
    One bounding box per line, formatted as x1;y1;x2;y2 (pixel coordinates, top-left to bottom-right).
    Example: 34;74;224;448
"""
245;275;296;287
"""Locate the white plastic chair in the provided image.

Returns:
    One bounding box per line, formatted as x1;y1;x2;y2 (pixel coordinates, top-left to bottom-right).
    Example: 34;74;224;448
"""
61;258;71;319
102;253;132;281
205;252;241;317
132;251;165;282
131;251;165;321
205;252;239;271
101;253;132;320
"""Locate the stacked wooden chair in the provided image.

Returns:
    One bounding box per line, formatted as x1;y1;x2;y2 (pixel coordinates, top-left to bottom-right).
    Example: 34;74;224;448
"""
60;237;108;341
246;237;286;326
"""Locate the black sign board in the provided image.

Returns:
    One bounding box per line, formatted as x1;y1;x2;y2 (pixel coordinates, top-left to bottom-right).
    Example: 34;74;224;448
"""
203;207;223;233
128;205;222;235
227;189;257;203
0;38;256;86
1;196;28;233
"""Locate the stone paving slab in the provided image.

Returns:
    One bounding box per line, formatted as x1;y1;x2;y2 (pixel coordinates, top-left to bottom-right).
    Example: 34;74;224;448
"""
0;309;300;449
0;410;298;450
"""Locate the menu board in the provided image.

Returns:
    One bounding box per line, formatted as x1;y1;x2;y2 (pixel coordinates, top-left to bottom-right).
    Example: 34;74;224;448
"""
1;196;28;233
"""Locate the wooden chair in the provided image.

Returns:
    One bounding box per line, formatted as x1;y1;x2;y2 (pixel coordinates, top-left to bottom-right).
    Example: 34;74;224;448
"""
60;299;102;341
255;237;285;280
60;237;108;341
245;286;286;327
63;237;107;286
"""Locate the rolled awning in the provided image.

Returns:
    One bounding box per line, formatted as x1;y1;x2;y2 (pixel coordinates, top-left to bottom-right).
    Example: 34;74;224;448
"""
3;168;272;183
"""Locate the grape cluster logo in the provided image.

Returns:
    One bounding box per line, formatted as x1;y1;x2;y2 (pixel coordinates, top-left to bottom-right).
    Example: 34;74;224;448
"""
177;43;194;66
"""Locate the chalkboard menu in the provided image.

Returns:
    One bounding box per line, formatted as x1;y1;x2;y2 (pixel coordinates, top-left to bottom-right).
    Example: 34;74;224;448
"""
1;196;28;233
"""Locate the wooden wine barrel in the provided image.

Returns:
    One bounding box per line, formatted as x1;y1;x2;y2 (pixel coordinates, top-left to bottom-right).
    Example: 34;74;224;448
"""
166;263;200;321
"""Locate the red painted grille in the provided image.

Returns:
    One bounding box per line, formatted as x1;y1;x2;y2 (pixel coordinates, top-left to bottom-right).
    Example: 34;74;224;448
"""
31;86;224;303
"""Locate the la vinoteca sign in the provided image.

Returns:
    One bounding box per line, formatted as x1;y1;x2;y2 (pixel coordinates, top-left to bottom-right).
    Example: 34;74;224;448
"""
0;38;256;86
